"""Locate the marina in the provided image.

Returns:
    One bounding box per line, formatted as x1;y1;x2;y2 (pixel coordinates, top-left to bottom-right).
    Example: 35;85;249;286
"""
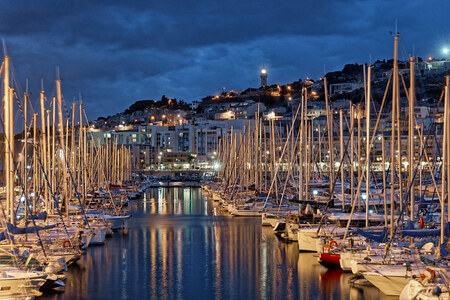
201;36;450;299
0;3;449;299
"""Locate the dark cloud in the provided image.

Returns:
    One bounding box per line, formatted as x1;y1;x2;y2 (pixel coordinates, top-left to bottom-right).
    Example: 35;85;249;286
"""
0;0;449;119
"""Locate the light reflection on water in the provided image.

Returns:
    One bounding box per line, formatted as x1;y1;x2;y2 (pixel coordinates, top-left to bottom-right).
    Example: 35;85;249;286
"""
39;187;389;300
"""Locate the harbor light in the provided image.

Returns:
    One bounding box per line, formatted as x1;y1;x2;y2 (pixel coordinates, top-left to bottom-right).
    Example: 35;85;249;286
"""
443;47;449;55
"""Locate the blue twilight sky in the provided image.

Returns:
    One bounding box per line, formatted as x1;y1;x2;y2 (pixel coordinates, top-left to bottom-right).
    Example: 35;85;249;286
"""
1;0;449;120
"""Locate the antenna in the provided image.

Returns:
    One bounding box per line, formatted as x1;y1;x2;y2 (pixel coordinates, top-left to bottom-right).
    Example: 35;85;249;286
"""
56;66;60;80
1;39;7;56
25;78;29;94
369;54;372;65
41;78;44;91
395;19;398;34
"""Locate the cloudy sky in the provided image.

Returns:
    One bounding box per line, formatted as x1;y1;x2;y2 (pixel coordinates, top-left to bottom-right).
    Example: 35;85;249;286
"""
1;0;449;120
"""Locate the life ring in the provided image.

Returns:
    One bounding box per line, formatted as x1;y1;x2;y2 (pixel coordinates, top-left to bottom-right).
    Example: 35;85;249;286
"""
293;216;299;223
420;217;424;229
420;268;435;281
63;240;71;248
322;244;330;253
329;240;338;248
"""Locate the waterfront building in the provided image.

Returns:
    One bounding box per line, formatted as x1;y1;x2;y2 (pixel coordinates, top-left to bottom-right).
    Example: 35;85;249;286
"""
89;119;252;171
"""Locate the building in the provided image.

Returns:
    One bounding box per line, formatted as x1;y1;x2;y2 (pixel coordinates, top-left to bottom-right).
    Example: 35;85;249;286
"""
329;82;363;97
89;119;252;171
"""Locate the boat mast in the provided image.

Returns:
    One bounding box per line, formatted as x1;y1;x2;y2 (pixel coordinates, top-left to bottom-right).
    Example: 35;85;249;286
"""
446;75;450;224
382;132;387;227
365;65;371;227
32;114;38;213
390;33;399;238
441;76;448;245
324;77;334;195
350;105;355;214
40;82;49;210
23;81;28;220
408;57;416;221
52;97;56;214
444;75;450;244
56;70;68;219
339;108;344;211
3;53;15;224
357;104;362;211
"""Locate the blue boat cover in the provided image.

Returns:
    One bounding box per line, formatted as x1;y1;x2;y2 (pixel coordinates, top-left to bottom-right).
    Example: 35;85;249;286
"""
0;223;56;241
400;223;450;238
28;212;47;220
355;228;389;243
6;223;56;234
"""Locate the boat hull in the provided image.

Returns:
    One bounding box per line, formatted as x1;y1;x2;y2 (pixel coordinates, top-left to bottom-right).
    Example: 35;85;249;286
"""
319;253;341;267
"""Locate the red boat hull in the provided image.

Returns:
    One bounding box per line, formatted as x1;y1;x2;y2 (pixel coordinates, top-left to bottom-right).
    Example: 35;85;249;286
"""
319;253;341;267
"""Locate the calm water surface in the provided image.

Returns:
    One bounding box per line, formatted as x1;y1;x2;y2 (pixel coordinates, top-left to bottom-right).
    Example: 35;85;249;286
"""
39;187;392;300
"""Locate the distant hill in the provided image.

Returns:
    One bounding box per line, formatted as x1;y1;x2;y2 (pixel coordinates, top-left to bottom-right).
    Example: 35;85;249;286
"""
124;96;190;115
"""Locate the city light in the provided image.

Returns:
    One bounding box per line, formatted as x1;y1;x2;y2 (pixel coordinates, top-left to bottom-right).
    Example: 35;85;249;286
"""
443;47;449;55
267;112;276;119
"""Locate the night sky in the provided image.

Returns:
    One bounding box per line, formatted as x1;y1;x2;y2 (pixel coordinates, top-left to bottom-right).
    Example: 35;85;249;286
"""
1;0;449;120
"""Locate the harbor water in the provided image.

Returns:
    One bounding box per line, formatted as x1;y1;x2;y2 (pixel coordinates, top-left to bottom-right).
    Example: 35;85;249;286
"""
39;187;390;300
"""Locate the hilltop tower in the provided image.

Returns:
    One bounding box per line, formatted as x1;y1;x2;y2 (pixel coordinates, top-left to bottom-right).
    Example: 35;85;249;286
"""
260;68;267;87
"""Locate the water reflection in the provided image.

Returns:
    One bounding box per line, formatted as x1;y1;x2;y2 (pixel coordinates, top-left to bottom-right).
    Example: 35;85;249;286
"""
40;187;388;300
